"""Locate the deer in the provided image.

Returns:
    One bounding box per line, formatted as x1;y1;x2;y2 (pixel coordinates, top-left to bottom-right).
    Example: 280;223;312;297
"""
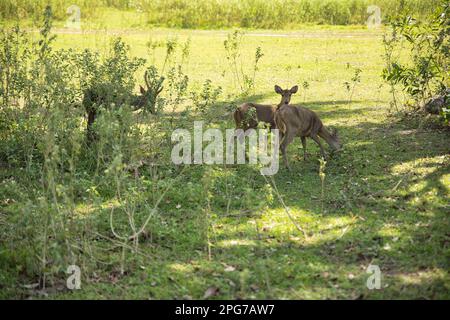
233;85;298;133
83;70;164;143
274;85;341;170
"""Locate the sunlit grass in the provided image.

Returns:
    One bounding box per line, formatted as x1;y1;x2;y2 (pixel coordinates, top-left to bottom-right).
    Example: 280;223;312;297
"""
1;21;448;299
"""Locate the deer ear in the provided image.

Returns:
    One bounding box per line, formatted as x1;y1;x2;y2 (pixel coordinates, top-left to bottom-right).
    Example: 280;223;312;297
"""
274;85;283;94
290;85;298;94
140;85;146;95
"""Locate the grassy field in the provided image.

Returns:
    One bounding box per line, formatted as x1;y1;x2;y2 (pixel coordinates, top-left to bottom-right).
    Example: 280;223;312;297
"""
1;0;441;28
0;25;449;299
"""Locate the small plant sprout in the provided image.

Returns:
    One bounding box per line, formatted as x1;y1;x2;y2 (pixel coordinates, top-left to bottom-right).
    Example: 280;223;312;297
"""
344;64;362;102
302;81;310;102
224;30;263;96
319;158;327;214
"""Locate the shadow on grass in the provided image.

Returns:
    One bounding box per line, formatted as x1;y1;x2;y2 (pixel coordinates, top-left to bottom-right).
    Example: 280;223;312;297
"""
111;89;449;298
56;102;450;299
160;111;449;299
4;92;449;299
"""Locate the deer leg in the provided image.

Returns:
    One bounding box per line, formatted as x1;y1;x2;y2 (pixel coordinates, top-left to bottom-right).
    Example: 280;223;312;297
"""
301;136;307;160
280;132;295;171
236;129;244;144
86;108;97;145
310;134;326;159
236;123;249;145
278;131;285;149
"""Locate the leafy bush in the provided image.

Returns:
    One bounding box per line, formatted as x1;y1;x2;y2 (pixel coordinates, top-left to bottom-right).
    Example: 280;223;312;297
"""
191;79;222;115
382;1;449;122
0;5;274;295
0;7;168;288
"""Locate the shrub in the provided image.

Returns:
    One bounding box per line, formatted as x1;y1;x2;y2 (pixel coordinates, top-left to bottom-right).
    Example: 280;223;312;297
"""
382;1;449;122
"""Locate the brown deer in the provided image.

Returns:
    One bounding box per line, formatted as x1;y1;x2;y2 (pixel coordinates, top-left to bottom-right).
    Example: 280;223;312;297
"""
83;70;163;143
274;85;341;170
233;85;298;132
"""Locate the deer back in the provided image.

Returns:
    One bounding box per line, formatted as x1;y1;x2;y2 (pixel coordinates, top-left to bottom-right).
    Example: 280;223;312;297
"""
276;105;323;137
236;103;276;129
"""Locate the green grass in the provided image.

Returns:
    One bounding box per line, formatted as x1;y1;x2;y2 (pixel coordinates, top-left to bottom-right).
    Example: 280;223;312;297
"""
1;0;442;29
0;26;449;299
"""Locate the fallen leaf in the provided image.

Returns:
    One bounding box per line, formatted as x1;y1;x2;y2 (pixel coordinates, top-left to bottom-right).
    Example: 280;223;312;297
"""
36;290;49;297
203;286;220;299
224;265;236;272
21;283;40;289
249;284;259;292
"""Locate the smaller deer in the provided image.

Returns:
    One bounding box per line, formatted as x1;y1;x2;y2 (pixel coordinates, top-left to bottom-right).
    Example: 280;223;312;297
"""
274;85;341;170
233;85;298;132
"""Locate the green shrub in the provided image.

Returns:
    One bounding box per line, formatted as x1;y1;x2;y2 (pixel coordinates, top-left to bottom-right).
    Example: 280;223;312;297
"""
382;1;449;122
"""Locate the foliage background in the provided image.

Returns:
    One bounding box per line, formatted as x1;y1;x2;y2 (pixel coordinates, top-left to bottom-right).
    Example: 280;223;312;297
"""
0;1;448;300
1;0;443;28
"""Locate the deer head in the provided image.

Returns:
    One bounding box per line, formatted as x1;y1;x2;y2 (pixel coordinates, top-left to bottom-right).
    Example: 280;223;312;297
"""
275;85;298;107
135;69;165;113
